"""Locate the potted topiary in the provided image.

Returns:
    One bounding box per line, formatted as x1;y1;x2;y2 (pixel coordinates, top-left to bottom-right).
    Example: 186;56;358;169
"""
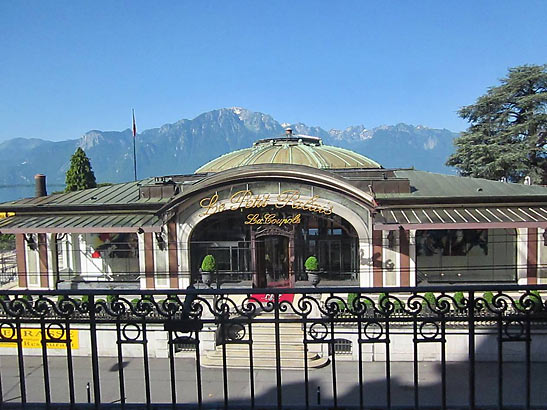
305;256;320;287
200;254;216;287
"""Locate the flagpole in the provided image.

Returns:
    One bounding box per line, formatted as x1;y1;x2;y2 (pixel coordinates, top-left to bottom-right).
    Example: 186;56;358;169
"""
132;109;137;181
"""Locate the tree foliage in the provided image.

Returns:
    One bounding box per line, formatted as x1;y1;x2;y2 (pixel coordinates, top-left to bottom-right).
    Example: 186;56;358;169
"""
65;147;97;192
0;234;15;251
447;65;547;184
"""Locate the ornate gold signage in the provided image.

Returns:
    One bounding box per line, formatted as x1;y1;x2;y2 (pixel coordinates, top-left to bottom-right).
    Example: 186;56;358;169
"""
199;189;333;217
244;213;301;226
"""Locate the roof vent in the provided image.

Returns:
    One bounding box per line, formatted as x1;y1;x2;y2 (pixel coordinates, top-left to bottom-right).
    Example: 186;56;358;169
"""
154;176;173;184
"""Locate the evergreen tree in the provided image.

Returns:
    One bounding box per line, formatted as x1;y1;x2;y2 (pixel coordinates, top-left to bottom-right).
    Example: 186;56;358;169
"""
65;147;97;192
447;65;547;184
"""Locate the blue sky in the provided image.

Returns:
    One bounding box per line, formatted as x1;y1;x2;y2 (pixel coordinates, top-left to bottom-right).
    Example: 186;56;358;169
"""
0;1;545;142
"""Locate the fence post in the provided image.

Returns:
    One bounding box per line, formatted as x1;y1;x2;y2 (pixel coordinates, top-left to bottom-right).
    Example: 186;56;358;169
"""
89;294;101;407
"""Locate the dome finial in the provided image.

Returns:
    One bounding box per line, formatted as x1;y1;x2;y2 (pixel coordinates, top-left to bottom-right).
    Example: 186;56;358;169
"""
285;127;293;137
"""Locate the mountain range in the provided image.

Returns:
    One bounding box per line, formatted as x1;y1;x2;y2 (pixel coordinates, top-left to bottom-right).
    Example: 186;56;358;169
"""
0;107;459;202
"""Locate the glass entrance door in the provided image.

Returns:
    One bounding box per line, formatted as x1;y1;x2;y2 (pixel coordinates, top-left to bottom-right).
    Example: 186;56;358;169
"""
256;235;291;288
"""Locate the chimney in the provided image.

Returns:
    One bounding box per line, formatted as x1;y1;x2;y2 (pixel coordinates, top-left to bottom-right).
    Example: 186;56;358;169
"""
34;174;47;197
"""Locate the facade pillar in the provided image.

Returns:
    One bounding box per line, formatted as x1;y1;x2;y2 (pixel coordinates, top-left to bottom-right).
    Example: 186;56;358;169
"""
372;229;383;287
16;233;27;288
144;232;155;289
168;221;179;289
38;233;49;288
527;228;538;285
517;228;528;285
399;229;410;287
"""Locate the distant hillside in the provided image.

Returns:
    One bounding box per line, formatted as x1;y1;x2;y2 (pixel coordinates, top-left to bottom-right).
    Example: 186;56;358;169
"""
0;107;458;202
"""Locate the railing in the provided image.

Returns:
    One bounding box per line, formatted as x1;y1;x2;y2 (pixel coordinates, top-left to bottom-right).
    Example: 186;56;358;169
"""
0;285;547;409
0;251;16;286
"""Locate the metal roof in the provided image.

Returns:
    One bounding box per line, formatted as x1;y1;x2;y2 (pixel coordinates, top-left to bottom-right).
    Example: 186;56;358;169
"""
0;213;162;234
374;205;547;230
0;179;169;210
196;137;382;173
376;170;547;201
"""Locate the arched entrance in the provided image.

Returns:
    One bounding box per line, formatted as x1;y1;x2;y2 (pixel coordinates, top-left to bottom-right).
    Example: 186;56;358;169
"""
189;210;360;288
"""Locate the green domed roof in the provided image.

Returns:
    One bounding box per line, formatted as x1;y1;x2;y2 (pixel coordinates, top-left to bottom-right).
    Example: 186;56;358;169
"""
196;135;382;173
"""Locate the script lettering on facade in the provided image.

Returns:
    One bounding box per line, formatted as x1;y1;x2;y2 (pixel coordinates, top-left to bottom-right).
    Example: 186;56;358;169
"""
199;189;333;217
244;213;302;227
199;194;226;216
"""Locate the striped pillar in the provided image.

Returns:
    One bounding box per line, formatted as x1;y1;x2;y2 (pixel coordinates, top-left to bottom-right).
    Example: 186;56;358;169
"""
144;232;155;289
16;234;27;288
168;221;179;289
399;229;410;287
372;229;383;287
38;233;49;288
527;228;538;285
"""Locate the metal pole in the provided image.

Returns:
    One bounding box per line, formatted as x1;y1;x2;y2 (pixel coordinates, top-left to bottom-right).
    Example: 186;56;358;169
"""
132;109;137;181
133;137;137;181
317;386;321;406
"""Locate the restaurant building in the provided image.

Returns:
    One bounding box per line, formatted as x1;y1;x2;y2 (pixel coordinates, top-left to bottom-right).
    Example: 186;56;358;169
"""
1;132;546;290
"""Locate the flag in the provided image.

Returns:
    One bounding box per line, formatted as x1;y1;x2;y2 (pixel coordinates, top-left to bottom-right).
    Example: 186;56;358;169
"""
132;109;137;137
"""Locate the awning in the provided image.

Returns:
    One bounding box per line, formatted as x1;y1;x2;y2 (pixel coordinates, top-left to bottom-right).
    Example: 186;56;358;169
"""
374;205;547;230
0;213;163;234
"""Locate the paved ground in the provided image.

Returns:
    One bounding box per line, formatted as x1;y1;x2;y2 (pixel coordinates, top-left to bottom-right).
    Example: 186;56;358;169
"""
1;355;547;408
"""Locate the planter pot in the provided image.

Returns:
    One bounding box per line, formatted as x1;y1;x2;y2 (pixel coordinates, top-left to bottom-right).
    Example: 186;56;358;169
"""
307;271;321;287
200;270;212;287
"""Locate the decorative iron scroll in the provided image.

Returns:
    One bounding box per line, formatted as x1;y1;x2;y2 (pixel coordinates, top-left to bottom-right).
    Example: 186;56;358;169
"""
0;288;545;323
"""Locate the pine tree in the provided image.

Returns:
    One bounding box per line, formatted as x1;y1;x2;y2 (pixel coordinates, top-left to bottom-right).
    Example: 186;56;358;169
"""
65;147;97;192
447;65;547;184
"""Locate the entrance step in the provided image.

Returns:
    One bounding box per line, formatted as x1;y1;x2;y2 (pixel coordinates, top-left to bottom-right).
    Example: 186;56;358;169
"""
201;313;328;369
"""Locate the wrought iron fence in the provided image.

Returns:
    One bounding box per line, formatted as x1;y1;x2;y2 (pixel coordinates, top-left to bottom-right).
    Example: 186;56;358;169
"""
1;285;547;409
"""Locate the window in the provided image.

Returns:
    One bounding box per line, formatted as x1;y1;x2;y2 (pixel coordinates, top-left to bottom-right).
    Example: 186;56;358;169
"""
416;229;516;283
416;230;488;257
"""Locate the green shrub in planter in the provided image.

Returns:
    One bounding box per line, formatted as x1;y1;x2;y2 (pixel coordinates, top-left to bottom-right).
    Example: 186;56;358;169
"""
347;293;358;309
200;255;216;272
483;291;494;305
141;295;154;306
378;293;404;313
347;293;373;312
107;294;118;304
530;290;541;304
424;292;436;309
515;290;542;311
304;256;319;271
453;291;465;310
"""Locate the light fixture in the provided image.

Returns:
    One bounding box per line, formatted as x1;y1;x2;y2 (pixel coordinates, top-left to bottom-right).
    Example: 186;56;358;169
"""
387;231;395;249
24;234;37;251
155;231;166;251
